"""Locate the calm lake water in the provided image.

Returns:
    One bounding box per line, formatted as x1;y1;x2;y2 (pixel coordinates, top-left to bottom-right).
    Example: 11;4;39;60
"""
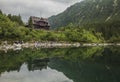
0;46;120;82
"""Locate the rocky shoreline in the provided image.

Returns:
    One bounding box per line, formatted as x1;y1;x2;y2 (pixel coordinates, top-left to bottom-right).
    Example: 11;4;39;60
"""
0;42;120;52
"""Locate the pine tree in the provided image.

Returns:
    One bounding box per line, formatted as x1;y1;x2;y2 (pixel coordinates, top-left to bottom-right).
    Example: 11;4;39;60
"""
8;14;24;26
18;14;24;25
8;14;12;19
28;17;33;28
0;9;2;14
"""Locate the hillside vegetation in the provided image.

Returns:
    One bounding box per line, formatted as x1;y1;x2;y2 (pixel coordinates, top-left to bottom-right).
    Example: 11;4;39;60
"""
48;0;120;42
0;10;102;43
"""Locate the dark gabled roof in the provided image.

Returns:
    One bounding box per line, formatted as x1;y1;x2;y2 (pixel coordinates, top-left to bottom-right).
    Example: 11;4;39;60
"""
30;16;48;24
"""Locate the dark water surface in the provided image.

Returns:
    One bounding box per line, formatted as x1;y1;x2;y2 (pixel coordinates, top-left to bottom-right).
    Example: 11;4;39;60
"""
0;46;120;82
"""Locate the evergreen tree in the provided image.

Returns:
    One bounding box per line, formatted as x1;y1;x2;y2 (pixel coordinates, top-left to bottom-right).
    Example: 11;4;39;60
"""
8;14;12;19
8;14;24;26
28;17;33;28
0;9;2;14
18;14;24;25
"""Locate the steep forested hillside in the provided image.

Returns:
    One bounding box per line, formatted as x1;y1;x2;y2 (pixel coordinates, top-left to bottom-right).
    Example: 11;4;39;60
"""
48;0;120;41
49;0;120;28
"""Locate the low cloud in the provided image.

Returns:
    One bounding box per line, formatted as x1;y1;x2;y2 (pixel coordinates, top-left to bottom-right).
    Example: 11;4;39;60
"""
0;0;81;22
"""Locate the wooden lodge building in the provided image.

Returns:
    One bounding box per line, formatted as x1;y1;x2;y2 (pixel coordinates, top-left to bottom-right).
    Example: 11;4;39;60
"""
29;16;50;30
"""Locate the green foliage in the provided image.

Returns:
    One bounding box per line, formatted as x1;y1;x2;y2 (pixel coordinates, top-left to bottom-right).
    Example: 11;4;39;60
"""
49;0;120;28
57;24;103;42
0;13;29;40
0;9;2;14
0;10;103;42
28;17;33;28
83;21;120;42
8;14;24;25
48;0;120;42
0;14;18;39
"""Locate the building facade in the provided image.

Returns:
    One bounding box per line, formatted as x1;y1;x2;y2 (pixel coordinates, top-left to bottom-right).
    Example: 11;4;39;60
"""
29;16;50;30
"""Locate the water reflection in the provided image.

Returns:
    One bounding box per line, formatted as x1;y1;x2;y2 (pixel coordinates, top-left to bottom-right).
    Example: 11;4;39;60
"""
0;64;73;82
0;47;120;82
27;58;49;71
49;57;120;82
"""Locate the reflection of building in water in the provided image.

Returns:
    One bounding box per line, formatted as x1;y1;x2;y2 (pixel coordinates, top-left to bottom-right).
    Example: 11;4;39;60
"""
27;58;49;71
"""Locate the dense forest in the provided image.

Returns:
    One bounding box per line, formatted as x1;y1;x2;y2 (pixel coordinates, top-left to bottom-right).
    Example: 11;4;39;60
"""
0;9;103;43
48;0;120;42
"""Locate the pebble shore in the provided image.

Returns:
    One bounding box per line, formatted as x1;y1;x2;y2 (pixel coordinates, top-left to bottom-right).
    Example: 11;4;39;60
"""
0;42;120;51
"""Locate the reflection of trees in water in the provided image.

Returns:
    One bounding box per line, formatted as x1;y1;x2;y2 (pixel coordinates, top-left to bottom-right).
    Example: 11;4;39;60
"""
0;46;120;78
94;47;120;65
0;49;50;75
0;50;23;75
49;57;120;82
47;47;120;82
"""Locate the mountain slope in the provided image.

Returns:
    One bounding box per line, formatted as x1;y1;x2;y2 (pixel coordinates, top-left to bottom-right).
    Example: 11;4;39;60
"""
48;0;120;29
